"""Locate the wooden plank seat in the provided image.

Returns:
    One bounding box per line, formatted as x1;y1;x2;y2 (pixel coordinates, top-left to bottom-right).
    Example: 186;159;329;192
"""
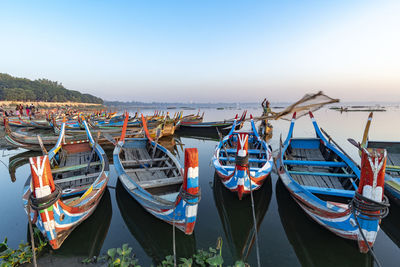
138;176;182;189
52;162;102;174
122;157;168;165
54;172;100;184
288;170;356;178
302;185;355;198
283;160;347;167
224;149;265;154
125;166;177;173
219;157;267;163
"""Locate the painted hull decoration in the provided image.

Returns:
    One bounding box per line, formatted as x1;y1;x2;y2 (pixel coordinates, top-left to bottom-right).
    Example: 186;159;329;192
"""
276;111;389;253
22;120;110;249
116;180;196;265
113;113;200;234
359;112;400;205
276;180;373;266
212;115;273;200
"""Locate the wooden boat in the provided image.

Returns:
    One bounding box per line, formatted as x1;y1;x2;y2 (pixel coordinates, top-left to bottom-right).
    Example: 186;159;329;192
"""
276;179;373;266
180;111;204;125
178;111;247;134
3;117;89;151
116;180;196;265
359;112;400;205
212;115;273;199
176;130;220;142
8;150;41;182
43;189;112;257
213;173;271;262
276;111;389;253
22;119;110;249
18;116;52;129
113;114;200;234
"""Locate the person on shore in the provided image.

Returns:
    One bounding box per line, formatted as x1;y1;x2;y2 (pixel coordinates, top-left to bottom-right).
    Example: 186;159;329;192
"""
261;98;272;116
26;105;30;117
259;98;274;141
15;105;20;116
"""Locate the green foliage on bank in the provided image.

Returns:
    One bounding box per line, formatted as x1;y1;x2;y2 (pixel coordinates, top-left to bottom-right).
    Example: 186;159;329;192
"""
0;229;47;267
0;73;103;104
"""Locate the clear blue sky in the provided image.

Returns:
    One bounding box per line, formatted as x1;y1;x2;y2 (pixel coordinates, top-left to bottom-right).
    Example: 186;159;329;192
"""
1;0;399;102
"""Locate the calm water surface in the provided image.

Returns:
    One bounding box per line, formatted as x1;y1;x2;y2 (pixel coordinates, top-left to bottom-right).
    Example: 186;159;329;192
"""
1;107;400;266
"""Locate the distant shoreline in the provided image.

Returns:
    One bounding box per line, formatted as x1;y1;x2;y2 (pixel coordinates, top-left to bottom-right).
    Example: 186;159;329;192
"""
0;100;104;109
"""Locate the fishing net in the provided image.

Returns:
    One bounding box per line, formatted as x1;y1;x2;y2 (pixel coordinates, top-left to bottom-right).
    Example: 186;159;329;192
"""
256;91;339;121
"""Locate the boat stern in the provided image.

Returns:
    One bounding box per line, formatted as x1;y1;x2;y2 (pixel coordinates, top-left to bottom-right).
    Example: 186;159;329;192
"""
28;155;60;249
182;148;200;234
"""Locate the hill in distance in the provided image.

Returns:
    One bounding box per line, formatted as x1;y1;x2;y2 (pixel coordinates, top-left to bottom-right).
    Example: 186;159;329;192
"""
0;73;103;104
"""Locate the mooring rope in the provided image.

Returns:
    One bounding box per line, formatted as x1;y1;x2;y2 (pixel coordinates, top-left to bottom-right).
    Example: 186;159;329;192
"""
27;194;38;267
249;180;261;267
349;192;390;267
172;210;177;267
179;188;201;204
29;184;62;210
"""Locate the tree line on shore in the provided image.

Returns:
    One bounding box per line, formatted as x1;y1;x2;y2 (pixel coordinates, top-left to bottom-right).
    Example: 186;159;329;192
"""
0;73;103;104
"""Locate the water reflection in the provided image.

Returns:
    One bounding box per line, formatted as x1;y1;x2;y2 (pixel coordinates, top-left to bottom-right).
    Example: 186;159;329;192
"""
158;136;182;157
115;180;196;265
213;173;272;262
276;180;373;267
382;201;400;249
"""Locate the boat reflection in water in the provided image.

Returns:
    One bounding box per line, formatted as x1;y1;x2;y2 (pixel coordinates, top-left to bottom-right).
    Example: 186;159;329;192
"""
158;136;182;157
213;173;272;262
8;150;41;182
28;189;112;258
276;180;373;267
382;201;400;248
116;180;196;265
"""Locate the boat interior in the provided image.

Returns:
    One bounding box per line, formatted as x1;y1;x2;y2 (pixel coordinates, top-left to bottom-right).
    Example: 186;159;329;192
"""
50;142;102;200
218;133;269;169
368;141;400;178
121;138;183;201
283;138;358;202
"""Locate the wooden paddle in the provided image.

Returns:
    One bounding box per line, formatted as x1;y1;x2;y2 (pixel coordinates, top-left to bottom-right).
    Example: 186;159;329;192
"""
216;127;230;164
36;135;48;155
85;131;101;175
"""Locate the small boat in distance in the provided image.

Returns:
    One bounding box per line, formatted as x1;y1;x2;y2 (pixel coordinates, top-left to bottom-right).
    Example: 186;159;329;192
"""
23;119;110;249
178;110;247;135
212;115;273;200
276;111;389;253
113;113;200;234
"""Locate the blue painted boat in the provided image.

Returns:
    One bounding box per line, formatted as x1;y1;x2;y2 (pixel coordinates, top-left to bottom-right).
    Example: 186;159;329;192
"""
276;111;389;253
212;115;273;199
360;112;400;204
23;119;110;249
113;114;200;234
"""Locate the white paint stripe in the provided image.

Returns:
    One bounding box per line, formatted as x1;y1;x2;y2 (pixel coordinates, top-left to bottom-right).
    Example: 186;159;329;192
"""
185;204;198;217
187;167;198;179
